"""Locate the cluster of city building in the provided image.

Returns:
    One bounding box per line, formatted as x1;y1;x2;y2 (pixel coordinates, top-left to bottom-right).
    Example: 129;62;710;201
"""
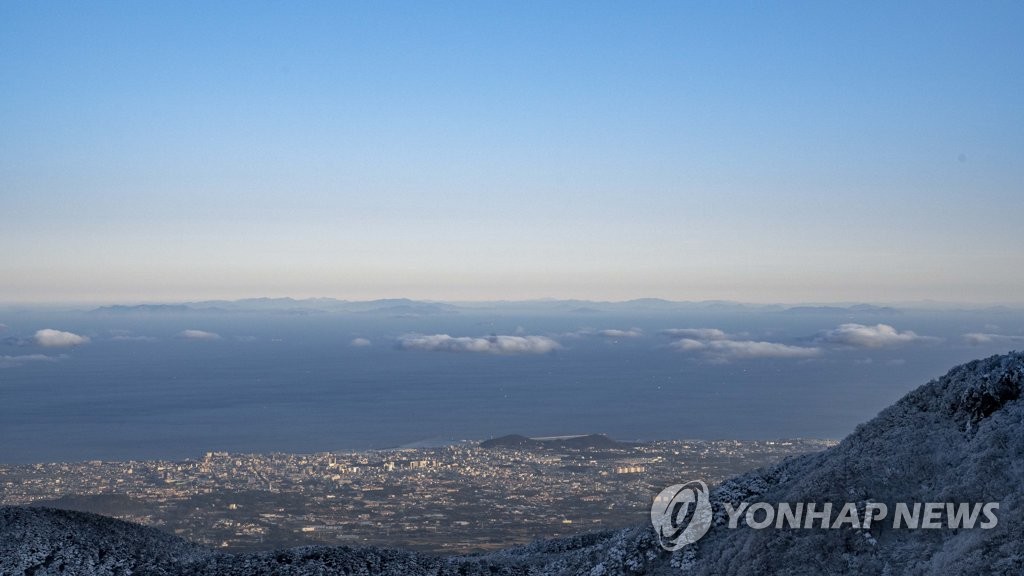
0;438;834;553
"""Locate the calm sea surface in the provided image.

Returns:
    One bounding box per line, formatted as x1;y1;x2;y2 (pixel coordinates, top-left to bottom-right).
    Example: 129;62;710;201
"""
0;307;1014;463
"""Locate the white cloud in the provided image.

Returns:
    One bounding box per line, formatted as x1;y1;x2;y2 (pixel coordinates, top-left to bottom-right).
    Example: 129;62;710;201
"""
398;334;560;355
661;328;728;340
817;323;927;348
111;335;157;342
35;329;90;348
351;337;372;347
674;338;709;351
663;327;819;361
964;333;995;345
0;354;61;368
178;329;221;340
596;328;643;338
562;328;643;339
673;338;821;361
963;332;1024;346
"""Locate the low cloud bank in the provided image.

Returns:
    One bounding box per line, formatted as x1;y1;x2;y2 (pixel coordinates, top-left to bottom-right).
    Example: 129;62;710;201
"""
564;328;644;339
817;324;928;348
663;327;820;362
596;329;643;338
661;328;728;340
35;329;89;348
673;338;821;361
963;332;1024;346
178;329;221;341
398;334;560;355
0;354;61;368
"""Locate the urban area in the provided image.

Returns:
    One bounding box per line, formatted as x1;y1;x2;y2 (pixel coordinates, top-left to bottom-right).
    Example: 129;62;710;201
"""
1;436;834;553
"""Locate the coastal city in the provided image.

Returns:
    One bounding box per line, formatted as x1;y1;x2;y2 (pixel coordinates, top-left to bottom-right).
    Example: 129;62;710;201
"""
0;436;834;553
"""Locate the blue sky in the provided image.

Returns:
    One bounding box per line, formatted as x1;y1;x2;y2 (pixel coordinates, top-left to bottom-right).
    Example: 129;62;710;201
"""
2;1;1022;304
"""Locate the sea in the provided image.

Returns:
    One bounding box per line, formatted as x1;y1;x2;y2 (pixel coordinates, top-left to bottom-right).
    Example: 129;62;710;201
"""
0;303;1018;464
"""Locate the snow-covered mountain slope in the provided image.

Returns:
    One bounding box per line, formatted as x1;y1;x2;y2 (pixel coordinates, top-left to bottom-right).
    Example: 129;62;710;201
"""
673;350;1024;575
0;507;206;575
3;352;1023;575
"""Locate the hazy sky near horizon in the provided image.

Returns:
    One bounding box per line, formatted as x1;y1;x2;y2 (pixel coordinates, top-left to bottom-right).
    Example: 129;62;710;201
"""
2;2;1022;304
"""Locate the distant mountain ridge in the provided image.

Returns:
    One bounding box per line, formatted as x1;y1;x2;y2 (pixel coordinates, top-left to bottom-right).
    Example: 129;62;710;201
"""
89;298;460;317
85;297;920;317
781;303;900;315
4;352;1024;574
89;304;226;314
